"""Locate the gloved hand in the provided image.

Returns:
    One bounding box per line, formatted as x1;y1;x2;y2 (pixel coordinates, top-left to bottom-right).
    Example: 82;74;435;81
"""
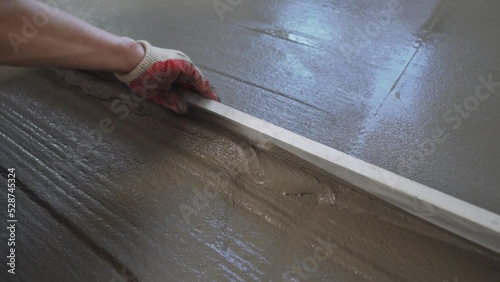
115;40;219;114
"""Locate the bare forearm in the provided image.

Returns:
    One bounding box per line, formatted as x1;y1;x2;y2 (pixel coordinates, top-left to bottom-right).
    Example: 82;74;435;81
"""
0;0;219;114
0;0;144;73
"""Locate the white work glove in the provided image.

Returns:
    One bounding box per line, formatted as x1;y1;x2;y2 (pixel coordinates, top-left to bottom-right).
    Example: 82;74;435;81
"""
115;40;219;114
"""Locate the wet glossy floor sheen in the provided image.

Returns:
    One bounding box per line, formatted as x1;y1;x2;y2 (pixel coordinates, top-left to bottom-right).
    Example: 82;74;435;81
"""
1;0;500;281
50;0;498;214
0;68;499;281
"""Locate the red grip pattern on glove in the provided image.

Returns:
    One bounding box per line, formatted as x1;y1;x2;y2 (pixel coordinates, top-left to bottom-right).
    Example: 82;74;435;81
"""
129;59;217;106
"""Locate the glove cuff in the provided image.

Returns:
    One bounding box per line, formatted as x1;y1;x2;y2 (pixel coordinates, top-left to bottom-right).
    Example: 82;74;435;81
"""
115;40;159;85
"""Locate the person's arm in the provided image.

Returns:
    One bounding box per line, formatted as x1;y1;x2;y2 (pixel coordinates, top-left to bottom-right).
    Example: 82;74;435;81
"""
0;0;143;73
0;0;219;114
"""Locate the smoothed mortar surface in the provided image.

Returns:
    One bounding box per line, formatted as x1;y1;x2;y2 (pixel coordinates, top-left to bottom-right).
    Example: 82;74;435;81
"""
38;0;500;214
0;68;499;281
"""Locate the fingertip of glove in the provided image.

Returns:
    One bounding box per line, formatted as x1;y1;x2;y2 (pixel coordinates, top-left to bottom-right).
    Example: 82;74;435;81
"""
210;90;221;102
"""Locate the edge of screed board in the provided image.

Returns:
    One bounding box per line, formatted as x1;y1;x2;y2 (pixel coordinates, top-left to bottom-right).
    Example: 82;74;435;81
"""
180;89;500;254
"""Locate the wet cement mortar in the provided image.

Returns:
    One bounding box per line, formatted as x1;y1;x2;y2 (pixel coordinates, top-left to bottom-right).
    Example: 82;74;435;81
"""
40;0;500;216
0;68;499;281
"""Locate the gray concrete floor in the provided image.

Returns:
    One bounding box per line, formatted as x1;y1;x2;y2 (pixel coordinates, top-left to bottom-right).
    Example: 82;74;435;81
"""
1;67;499;281
60;0;499;214
1;0;500;281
